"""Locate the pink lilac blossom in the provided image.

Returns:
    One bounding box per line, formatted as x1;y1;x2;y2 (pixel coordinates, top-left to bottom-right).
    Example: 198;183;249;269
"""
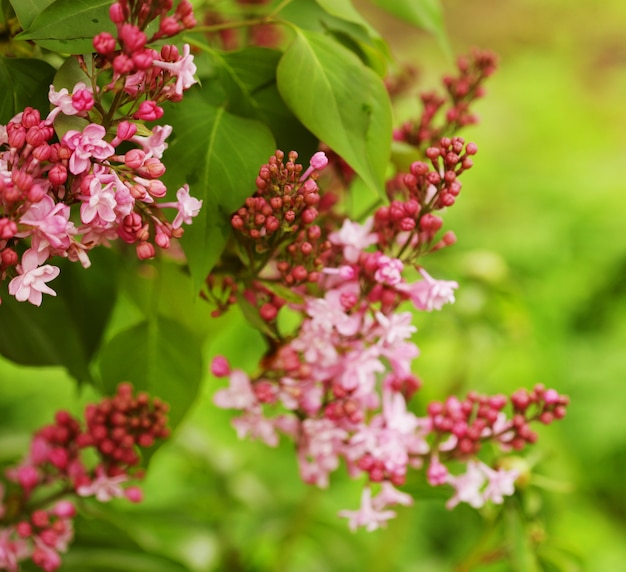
152;44;198;96
338;487;396;532
329;217;378;263
397;267;458;311
8;249;60;306
63;124;115;175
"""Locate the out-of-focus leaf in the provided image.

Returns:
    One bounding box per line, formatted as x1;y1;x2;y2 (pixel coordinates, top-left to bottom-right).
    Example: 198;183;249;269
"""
61;549;190;571
0;56;56;123
366;0;450;55
8;0;54;30
162;89;275;291
98;316;203;429
0;252;115;383
277;29;392;196
505;500;541;572
54;248;118;362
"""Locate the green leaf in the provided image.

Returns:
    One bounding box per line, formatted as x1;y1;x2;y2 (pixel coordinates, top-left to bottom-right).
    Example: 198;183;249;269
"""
277;29;392;196
0;56;56;124
16;0;115;53
212;45;318;155
212;46;279;118
62;549;190;572
0;282;91;383
8;0;54;30
505;500;541;572
315;0;380;39
281;0;390;71
366;0;450;55
0;252;117;383
98;316;204;429
162;89;276;291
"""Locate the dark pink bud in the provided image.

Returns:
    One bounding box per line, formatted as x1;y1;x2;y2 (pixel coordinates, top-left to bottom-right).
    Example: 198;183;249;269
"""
159;16;181;37
21;107;41;128
125;148;145;169
211;356;230;377
18;465;39;490
72;89;94;112
301;208;317;224
465;142;478;155
125;486;143;503
136;241;155;260
117;121;137;140
113;53;134;75
134;101;164;121
93;32;116;54
259;303;278;321
16;522;32;538
109;2;125;23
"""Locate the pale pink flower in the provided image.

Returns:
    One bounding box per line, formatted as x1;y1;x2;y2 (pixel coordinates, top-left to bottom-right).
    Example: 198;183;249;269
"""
153;44;198;96
445;461;486;509
297;419;347;487
374;255;404;285
0;528;29;572
132;124;173;159
481;464;518;504
63;124;115;175
329;217;378;263
306;291;361;337
427;455;449;486
213;369;257;410
47;82;94;122
18;196;72;251
397;268;458;311
80;176;117;224
339;346;385;392
372;481;414;510
231;407;279;446
76;471;127;502
338;487;396;532
171;184;202;228
8;249;60;306
374;311;416;347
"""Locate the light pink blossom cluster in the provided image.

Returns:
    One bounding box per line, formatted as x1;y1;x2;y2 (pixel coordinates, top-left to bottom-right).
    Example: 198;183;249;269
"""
0;0;201;305
0;383;169;571
209;147;569;531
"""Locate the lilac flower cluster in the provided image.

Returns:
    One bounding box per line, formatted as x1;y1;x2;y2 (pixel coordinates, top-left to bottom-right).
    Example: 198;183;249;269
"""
0;383;169;571
210;142;568;529
0;0;201;305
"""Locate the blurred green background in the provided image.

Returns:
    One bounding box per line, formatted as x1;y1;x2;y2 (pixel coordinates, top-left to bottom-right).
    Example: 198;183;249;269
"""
2;0;626;569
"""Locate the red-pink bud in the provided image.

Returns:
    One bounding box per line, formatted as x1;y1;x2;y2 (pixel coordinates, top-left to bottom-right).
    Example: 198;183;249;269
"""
211;356;231;377
93;32;116;54
136;241;155;260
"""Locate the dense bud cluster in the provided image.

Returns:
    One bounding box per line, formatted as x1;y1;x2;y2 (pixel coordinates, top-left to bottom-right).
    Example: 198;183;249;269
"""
394;49;498;151
0;384;170;571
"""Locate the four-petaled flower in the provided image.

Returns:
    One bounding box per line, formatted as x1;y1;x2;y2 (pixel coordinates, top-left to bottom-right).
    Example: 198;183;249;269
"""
8;249;60;306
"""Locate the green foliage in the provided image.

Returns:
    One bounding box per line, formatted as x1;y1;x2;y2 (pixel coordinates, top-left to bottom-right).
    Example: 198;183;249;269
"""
99;315;203;430
15;0;115;53
277;29;392;195
163;90;276;290
0;56;55;123
8;0;54;30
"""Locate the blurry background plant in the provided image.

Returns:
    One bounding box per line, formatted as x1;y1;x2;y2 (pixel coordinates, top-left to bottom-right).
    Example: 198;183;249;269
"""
1;0;625;570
